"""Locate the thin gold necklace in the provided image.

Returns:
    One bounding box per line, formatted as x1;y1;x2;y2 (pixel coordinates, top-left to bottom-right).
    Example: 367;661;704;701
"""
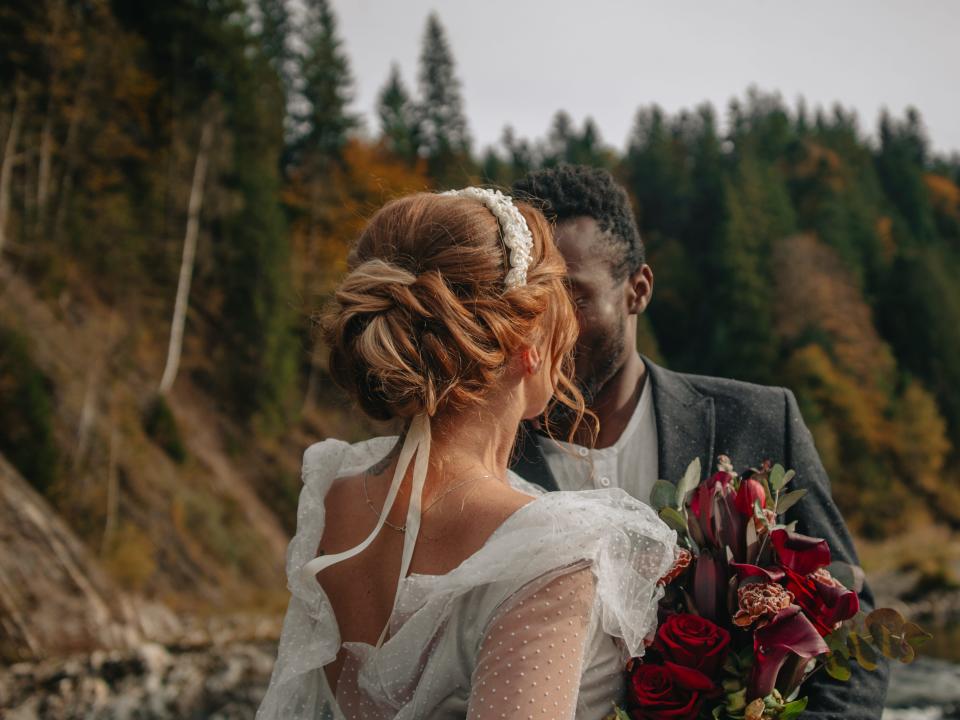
361;472;496;533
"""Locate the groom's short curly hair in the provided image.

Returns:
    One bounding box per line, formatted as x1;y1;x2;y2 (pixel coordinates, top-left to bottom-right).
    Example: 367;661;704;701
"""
511;165;644;280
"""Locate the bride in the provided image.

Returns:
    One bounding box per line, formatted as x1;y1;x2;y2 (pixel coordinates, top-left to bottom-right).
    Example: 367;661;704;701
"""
256;188;678;719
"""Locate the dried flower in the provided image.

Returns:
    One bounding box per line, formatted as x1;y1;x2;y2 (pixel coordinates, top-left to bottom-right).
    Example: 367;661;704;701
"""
810;567;843;589
754;508;777;535
733;582;795;628
658;548;693;586
745;698;767;720
717;455;735;474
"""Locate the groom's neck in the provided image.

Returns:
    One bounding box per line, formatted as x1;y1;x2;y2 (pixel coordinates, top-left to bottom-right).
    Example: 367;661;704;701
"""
589;350;647;449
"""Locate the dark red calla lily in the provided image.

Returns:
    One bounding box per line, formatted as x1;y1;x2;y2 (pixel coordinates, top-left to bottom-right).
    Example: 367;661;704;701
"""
781;566;860;636
734;477;767;515
749;605;830;699
693;551;727;622
731;562;786;583
770;529;831;575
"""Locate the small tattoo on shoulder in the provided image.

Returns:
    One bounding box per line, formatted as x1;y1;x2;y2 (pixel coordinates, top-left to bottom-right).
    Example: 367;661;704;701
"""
365;432;404;476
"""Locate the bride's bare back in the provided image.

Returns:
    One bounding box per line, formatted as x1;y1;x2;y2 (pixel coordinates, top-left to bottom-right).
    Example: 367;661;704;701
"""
317;462;534;691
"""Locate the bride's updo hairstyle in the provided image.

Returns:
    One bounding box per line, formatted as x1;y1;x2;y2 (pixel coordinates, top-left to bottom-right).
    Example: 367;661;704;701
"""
322;191;585;437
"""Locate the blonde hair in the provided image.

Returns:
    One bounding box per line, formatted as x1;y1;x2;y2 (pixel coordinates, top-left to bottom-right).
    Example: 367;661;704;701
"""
322;191;586;438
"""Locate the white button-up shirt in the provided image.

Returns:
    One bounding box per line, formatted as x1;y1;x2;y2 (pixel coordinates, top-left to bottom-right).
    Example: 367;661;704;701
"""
541;376;659;503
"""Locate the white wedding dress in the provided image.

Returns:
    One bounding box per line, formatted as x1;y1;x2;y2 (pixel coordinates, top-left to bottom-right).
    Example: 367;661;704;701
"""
256;427;676;720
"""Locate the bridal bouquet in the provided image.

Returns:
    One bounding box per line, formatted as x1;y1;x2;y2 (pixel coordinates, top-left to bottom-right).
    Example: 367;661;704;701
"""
613;457;929;720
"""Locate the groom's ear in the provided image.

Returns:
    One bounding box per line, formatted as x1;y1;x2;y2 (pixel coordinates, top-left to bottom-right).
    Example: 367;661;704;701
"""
625;264;654;315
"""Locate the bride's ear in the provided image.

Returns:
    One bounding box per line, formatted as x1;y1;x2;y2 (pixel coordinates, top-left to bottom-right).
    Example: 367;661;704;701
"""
520;346;542;376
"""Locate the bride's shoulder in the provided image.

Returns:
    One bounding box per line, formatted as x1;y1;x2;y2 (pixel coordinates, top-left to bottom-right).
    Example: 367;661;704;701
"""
300;436;397;485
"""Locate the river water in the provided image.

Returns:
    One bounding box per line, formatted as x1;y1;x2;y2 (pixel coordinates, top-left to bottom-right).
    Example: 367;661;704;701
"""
884;658;960;719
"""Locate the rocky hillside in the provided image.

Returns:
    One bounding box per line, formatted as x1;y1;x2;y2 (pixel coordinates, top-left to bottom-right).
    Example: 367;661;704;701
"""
0;261;344;663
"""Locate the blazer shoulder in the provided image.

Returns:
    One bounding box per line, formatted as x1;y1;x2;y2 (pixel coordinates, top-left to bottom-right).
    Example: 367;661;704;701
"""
665;368;788;407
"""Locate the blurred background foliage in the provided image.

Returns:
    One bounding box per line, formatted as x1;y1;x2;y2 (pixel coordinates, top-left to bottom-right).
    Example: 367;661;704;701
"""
1;0;959;614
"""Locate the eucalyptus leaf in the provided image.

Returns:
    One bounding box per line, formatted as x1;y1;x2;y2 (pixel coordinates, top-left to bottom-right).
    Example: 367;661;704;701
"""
904;622;933;652
676;457;702;506
725;687;747;712
650;479;678;512
848;631;879;671
826;622;852;658
759;474;774;508
781;469;796;489
781;697;809;720
827;561;863;592
769;464;787;492
864;609;932;663
659;507;689;533
775;488;807;515
612;705;631;720
825;652;852;681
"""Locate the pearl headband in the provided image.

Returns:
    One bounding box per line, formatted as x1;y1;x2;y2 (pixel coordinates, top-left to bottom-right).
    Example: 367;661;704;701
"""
441;187;533;289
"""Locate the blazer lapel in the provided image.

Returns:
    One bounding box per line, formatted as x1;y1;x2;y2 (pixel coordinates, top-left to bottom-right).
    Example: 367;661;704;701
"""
645;357;716;486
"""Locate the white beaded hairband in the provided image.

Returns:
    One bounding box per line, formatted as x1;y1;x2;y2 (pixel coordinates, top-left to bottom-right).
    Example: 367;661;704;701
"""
441;187;533;289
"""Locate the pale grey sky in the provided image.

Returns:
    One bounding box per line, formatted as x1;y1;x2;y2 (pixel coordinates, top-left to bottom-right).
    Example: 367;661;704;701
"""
331;0;958;155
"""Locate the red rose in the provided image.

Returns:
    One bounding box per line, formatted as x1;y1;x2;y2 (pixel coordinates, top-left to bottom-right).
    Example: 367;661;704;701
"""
628;661;713;719
734;477;767;515
655;613;731;676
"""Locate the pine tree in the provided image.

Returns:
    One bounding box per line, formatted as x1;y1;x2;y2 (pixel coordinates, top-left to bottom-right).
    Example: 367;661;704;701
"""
500;126;534;180
875;108;937;244
295;0;357;164
543;110;575;166
708;152;795;383
376;63;418;162
256;0;292;80
255;0;294;140
216;47;297;430
415;12;471;186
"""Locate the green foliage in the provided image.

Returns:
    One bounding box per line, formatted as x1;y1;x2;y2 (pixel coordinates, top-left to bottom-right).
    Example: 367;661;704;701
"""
2;0;959;541
377;63;419;162
295;0;357;163
0;327;58;493
415;12;473;185
215;51;298;431
709;153;795;384
143;395;186;463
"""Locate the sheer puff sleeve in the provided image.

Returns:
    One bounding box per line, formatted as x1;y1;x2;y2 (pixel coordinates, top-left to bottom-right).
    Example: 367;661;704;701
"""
467;562;597;720
459;489;678;719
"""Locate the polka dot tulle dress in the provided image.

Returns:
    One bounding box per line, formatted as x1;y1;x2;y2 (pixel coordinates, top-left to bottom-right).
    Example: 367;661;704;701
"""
256;436;677;720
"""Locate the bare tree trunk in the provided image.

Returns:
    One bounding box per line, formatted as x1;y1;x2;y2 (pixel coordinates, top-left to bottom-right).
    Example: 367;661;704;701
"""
158;116;215;395
100;425;120;555
37;0;66;231
0;86;25;256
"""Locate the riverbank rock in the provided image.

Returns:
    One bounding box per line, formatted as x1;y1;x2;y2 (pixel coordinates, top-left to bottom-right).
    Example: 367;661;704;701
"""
0;455;156;662
0;639;277;719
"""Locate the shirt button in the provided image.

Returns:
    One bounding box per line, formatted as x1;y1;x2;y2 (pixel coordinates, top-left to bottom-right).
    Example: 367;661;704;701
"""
577;447;588;457
598;476;611;487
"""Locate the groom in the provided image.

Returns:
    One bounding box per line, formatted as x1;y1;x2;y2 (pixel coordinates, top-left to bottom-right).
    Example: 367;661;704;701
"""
509;165;888;717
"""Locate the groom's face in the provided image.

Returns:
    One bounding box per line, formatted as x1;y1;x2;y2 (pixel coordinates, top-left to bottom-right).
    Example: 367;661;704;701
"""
554;217;629;401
